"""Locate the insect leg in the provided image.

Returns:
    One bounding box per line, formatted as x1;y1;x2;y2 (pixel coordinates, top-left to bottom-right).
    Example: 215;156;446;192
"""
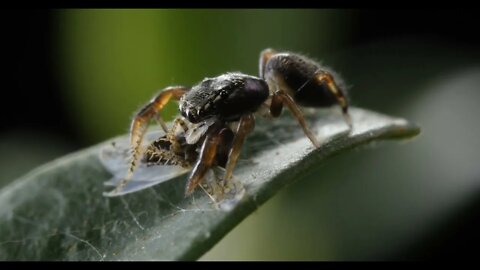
113;86;188;194
223;114;255;182
167;117;188;143
314;71;352;128
154;115;169;134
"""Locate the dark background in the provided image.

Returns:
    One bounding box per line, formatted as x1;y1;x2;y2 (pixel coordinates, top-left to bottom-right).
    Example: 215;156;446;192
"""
1;10;478;148
0;9;479;260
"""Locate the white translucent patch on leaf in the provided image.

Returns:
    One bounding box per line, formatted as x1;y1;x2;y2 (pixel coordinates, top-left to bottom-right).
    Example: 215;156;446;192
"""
99;131;190;197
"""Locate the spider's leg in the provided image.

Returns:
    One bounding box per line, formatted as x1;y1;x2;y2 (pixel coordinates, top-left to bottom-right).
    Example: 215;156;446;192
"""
259;48;278;79
185;124;224;196
113;86;188;194
274;92;320;148
223;114;255;182
314;71;352;128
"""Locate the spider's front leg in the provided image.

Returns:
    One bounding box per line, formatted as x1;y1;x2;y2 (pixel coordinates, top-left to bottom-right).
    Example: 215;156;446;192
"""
185;123;233;196
185;113;255;196
114;86;188;193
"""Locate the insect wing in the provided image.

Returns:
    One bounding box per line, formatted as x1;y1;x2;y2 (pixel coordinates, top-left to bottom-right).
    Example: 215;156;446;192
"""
103;169;190;196
99;133;190;196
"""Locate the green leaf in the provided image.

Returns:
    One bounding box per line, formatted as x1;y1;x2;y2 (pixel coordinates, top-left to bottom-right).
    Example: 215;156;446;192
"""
0;108;419;260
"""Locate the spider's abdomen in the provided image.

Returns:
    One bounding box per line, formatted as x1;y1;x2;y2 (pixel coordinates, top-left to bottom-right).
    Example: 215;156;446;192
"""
179;72;269;123
265;53;343;108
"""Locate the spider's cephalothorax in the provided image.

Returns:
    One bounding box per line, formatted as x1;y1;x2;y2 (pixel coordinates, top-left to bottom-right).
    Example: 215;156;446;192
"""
179;73;269;123
110;48;352;198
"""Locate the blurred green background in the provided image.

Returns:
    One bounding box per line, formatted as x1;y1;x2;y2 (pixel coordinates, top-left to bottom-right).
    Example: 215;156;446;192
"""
1;9;480;260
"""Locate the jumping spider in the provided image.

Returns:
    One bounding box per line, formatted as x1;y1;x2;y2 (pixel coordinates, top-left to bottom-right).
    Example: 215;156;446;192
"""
103;48;351;201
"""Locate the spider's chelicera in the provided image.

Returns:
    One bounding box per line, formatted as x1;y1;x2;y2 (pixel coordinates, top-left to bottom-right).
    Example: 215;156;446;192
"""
105;48;351;200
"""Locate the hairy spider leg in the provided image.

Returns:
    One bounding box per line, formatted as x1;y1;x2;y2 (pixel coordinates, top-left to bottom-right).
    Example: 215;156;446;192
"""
113;86;188;194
